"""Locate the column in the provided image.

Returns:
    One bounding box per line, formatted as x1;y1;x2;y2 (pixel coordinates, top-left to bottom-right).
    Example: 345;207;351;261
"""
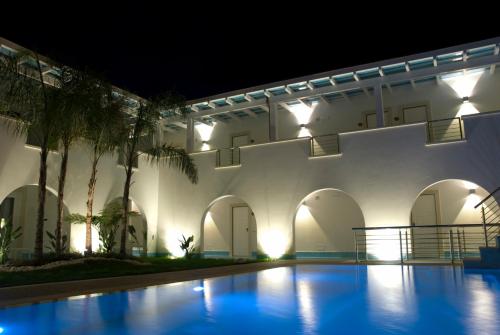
186;116;194;153
268;98;278;141
374;84;385;128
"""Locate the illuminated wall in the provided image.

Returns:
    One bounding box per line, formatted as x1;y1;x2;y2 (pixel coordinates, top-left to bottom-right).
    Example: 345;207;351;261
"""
0;119;160;257
194;70;500;150
202;196;257;256
411;180;493;226
294;189;364;256
156;110;500;259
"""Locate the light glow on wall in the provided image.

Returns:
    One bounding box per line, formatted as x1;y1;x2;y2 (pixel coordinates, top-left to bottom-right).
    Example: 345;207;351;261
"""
367;229;402;261
298;125;311;138
70;224;100;254
296;204;312;221
165;229;190;258
288;104;314;125
195;123;215;151
261;229;287;259
441;69;484;98
457;100;479;117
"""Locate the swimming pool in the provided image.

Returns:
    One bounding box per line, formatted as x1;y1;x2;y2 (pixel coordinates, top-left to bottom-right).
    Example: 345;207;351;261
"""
1;265;499;334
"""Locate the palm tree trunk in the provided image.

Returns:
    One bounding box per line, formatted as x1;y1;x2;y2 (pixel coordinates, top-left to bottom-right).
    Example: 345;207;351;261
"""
85;148;99;255
35;144;49;261
120;164;133;256
55;142;69;256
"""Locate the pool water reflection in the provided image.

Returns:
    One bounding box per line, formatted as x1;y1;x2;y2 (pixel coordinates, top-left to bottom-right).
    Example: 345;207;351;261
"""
1;265;499;335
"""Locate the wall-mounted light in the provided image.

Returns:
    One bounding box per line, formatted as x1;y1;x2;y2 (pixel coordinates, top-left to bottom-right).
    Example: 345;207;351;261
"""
195;122;215;151
442;70;483;117
441;69;484;98
298;124;311;138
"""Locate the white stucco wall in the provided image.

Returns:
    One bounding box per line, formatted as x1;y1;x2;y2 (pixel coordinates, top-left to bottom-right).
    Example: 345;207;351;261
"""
295;189;365;255
2;72;500;260
202;196;257;256
0;119;160;256
195;70;500;149
156;111;500;258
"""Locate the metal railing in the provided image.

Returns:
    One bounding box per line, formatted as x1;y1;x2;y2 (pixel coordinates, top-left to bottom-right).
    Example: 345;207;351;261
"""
310;134;340;156
475;186;500;247
216;147;240;167
353;223;499;263
427;117;463;143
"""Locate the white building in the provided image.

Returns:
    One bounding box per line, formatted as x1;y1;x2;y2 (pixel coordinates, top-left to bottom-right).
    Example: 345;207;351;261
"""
1;37;500;261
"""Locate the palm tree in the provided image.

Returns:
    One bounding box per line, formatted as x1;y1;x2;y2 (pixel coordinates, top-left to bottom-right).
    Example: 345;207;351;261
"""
119;93;198;256
52;67;92;255
0;50;60;261
81;81;127;255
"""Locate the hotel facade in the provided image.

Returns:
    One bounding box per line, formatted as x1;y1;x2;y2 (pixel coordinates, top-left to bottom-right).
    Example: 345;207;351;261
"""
1;37;500;261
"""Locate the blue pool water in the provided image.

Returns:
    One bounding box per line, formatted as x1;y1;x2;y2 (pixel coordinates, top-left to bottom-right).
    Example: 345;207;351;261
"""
1;265;500;335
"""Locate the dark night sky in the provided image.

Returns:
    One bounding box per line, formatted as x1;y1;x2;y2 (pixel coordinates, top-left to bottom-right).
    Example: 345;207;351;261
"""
1;3;499;101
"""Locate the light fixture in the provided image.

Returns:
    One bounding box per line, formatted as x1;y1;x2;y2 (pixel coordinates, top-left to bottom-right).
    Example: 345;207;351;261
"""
298;124;311;138
193;286;204;292
195;122;215;151
0;326;4;334
441;69;484;98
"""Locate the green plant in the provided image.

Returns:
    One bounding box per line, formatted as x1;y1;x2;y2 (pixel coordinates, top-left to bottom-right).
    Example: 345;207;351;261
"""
66;201;138;255
178;234;195;259
45;228;68;253
0;219;22;264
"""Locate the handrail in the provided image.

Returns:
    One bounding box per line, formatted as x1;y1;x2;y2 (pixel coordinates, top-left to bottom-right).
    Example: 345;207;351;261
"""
474;186;500;209
352;223;500;231
352;222;498;263
310;133;340;156
427;117;463;143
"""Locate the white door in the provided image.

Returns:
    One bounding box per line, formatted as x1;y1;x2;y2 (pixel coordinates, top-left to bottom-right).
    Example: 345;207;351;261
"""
403;105;427;123
232;206;250;257
411;193;439;258
232;135;248;164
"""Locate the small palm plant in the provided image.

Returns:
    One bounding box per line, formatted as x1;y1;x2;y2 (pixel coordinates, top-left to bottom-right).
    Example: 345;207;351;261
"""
66;201;138;255
179;234;195;259
45;228;68;253
0;219;22;264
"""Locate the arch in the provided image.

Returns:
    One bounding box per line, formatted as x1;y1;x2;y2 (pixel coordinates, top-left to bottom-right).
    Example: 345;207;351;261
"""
409;179;495;226
105;197;148;256
200;195;257;259
409;179;498;259
0;184;70;260
293;188;365;259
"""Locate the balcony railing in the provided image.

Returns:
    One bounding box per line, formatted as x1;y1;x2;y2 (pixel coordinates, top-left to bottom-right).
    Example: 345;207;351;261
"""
353;223;498;263
310;134;340;157
216;147;240;167
427;117;463;143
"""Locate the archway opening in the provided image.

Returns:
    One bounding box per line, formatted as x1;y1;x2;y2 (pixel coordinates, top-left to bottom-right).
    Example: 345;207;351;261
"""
294;189;364;259
409;179;498;259
202;196;257;259
108;197;148;256
0;185;69;260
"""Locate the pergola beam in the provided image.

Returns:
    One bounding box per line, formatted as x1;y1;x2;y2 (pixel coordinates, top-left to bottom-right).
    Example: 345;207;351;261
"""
187;53;500;118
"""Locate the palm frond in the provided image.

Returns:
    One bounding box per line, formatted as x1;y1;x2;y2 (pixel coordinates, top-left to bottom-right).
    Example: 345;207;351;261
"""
146;144;198;184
